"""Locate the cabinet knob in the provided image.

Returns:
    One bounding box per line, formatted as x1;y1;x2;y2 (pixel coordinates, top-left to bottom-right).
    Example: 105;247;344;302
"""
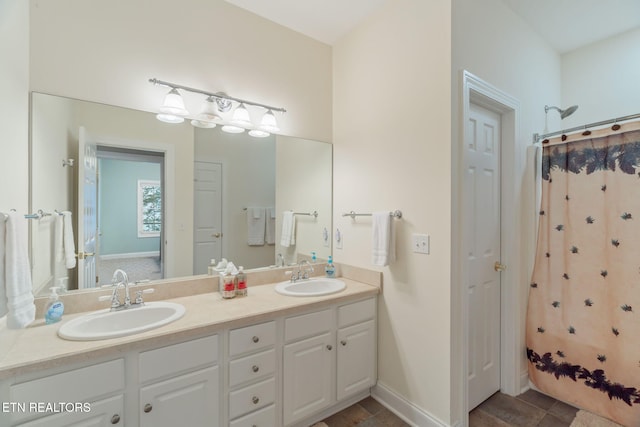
252;336;260;343
143;403;153;413
252;365;260;373
111;414;120;424
252;396;260;405
326;344;333;351
340;340;347;346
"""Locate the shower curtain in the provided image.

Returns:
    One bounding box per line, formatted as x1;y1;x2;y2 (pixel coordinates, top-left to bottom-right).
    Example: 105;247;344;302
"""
526;126;640;427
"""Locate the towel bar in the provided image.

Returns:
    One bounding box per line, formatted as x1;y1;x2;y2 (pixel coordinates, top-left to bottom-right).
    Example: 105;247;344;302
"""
342;210;402;219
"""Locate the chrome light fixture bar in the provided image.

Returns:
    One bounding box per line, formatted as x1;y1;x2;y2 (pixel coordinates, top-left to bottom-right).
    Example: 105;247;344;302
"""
150;78;285;135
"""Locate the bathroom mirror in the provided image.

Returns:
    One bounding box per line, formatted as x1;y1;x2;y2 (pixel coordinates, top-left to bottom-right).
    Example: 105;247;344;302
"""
30;92;332;296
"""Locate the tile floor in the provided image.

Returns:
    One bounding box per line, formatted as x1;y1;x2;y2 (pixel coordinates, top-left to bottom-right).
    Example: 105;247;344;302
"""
320;396;410;426
320;390;577;427
470;390;579;427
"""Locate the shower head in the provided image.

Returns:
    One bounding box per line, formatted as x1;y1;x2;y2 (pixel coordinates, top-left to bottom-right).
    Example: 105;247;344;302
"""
545;104;579;119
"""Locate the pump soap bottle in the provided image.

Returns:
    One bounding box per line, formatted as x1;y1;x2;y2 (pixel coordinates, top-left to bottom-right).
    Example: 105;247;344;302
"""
44;286;65;324
325;256;336;278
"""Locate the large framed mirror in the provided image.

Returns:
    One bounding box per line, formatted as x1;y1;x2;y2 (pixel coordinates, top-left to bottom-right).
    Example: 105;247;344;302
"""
30;93;332;296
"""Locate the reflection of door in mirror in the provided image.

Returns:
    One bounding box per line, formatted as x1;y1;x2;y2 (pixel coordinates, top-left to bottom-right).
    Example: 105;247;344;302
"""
77;126;97;289
194;161;222;273
95;146;164;287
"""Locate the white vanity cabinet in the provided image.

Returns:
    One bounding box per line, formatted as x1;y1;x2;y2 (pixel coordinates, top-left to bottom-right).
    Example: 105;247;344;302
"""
138;335;220;427
227;321;277;426
282;297;377;426
8;359;125;427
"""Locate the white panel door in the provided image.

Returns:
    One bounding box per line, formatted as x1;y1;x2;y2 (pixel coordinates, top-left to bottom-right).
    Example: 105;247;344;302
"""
466;102;502;410
77;126;97;289
193;161;222;274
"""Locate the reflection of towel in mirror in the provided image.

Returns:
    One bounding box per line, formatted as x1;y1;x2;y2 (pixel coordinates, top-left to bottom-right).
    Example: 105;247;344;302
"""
1;211;36;329
372;211;395;266
247;207;266;246
280;211;296;247
265;207;276;245
62;211;76;269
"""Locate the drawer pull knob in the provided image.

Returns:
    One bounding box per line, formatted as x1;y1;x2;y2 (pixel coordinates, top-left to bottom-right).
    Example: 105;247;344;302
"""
252;396;260;404
252;365;260;373
252;336;260;343
326;344;333;351
111;414;120;424
143;403;153;413
341;340;347;346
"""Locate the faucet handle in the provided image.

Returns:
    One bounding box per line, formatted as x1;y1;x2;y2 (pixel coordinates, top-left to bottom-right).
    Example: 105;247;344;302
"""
135;288;155;304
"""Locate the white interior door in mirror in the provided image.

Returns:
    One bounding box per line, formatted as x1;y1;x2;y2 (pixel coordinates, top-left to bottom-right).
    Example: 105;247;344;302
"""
77;126;98;289
194;161;222;274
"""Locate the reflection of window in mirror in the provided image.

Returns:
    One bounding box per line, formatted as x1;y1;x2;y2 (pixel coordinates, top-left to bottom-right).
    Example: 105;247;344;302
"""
138;180;161;237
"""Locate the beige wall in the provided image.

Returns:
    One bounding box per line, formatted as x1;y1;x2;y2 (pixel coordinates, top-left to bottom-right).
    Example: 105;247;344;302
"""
334;0;453;423
0;0;29;214
561;28;640;129
29;0;332;143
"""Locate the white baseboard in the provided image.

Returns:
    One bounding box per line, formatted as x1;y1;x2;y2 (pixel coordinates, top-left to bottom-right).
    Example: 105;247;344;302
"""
520;370;530;394
100;251;159;260
371;383;450;427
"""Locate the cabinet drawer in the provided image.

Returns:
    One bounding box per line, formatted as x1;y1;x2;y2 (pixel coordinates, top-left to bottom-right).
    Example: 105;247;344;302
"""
229;377;275;420
285;308;333;342
338;297;376;328
139;335;218;383
229;349;276;388
229;321;276;357
229;404;275;427
10;359;124;423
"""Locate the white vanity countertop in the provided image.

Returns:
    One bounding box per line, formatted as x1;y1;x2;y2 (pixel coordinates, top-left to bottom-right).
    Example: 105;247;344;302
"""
0;278;378;379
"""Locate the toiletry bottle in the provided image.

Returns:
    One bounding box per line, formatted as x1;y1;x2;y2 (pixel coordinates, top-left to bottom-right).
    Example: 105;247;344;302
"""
208;259;217;275
44;286;65;324
222;274;236;299
325;256;336;278
311;251;317;263
236;266;247;297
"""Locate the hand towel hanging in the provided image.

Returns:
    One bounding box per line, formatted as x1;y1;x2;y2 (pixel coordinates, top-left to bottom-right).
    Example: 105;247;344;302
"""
246;207;266;246
372;211;396;266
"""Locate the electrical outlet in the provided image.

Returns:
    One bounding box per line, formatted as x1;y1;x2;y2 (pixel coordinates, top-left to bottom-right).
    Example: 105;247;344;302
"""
412;234;429;254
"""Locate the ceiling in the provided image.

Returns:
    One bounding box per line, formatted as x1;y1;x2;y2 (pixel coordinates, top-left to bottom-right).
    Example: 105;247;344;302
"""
224;0;640;53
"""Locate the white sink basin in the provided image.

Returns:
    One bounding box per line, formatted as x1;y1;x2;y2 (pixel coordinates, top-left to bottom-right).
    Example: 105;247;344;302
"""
275;278;346;297
57;301;185;341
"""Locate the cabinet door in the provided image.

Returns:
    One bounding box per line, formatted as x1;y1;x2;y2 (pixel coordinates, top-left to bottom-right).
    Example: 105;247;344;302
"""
337;320;376;401
139;365;219;427
283;332;335;426
16;395;123;427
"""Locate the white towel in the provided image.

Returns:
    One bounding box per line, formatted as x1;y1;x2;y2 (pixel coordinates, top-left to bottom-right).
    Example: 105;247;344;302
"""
3;211;35;329
62;211;76;269
280;211;296;247
372;211;396;266
265;207;276;245
246;207;266;246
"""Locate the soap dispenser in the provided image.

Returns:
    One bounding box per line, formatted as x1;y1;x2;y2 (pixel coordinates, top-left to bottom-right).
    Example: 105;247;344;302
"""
44;286;65;324
325;256;336;278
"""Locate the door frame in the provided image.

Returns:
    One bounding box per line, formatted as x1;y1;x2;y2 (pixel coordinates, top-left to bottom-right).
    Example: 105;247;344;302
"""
455;70;521;425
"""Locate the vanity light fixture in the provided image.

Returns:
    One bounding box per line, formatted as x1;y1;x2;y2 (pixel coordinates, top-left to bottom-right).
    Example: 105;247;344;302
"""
149;78;285;137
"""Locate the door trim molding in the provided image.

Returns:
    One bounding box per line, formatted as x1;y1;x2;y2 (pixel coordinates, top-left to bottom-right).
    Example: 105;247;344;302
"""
456;70;521;426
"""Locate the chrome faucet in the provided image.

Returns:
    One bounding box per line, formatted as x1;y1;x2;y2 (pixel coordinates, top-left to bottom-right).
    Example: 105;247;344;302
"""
290;259;314;282
109;269;131;311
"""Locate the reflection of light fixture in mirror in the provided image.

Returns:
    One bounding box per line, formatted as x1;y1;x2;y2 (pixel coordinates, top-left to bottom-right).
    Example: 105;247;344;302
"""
231;103;252;127
191;96;223;128
248;129;270;138
259;109;280;133
221;124;245;133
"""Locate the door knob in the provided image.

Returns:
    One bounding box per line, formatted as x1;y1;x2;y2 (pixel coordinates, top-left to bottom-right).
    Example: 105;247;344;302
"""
494;261;507;272
212;232;222;238
76;252;95;259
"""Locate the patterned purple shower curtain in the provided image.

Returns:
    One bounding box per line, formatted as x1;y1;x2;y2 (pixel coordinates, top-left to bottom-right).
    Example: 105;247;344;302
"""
526;128;640;427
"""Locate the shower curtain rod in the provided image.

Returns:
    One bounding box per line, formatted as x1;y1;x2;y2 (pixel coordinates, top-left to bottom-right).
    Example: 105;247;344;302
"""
533;112;640;143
